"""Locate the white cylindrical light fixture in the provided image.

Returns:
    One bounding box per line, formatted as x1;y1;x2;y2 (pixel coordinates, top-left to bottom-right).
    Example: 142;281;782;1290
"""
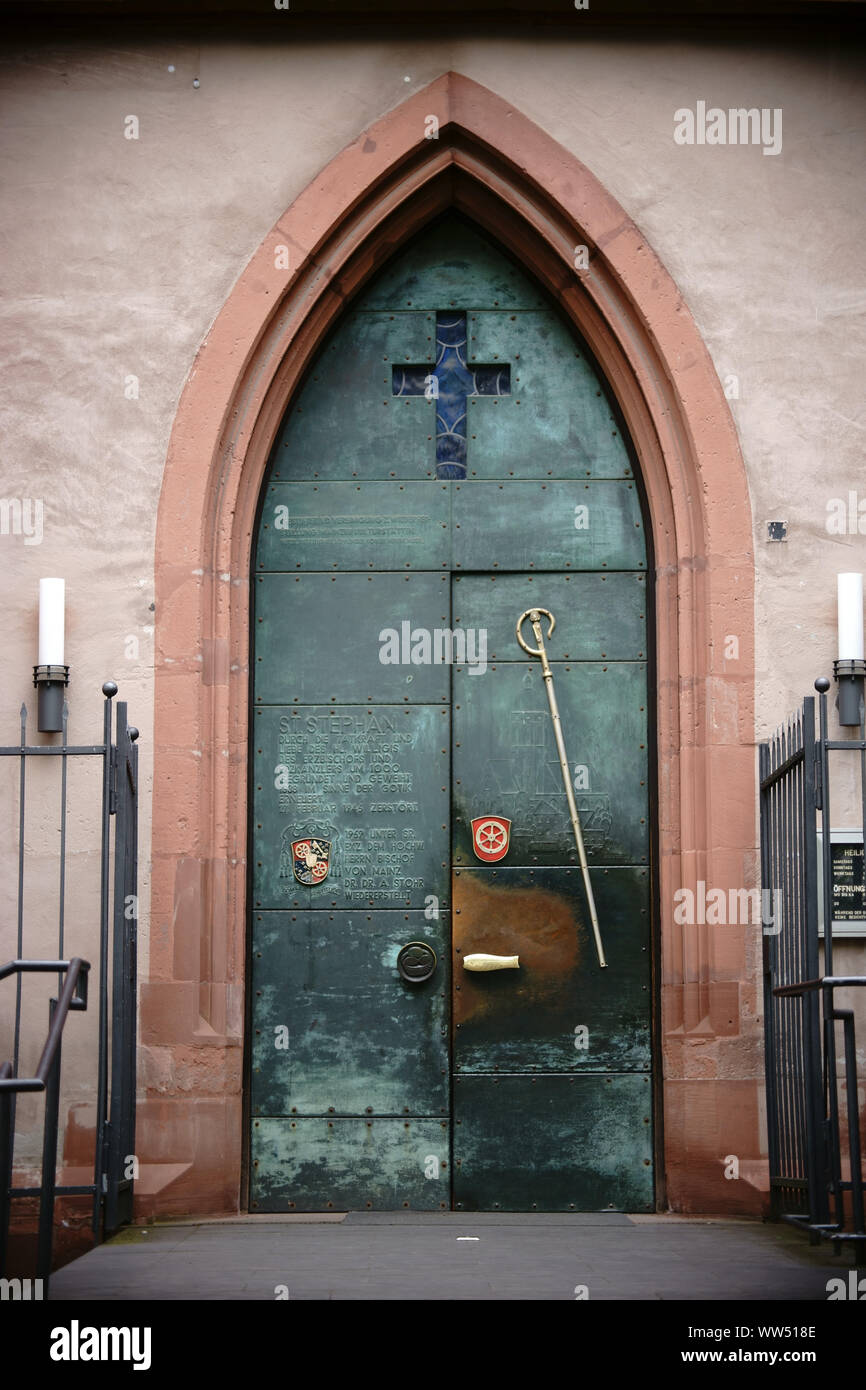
834;572;865;726
38;577;65;665
34;577;69;733
838;573;864;660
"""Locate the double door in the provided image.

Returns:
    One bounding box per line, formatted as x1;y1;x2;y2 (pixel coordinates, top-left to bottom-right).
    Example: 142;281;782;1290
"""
249;510;652;1211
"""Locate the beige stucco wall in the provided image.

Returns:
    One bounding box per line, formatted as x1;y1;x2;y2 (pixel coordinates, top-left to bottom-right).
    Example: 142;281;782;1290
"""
1;31;864;1166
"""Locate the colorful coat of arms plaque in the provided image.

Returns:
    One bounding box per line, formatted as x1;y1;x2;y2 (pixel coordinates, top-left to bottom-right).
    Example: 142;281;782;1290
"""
291;837;332;885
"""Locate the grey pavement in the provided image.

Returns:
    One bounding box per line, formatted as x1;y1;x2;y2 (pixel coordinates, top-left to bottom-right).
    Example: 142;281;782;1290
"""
47;1212;858;1301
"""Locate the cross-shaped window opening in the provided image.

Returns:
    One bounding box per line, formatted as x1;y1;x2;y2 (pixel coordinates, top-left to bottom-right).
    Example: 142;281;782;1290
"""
392;311;512;479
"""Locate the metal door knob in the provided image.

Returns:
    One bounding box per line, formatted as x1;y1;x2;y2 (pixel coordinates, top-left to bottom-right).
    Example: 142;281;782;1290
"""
396;941;437;983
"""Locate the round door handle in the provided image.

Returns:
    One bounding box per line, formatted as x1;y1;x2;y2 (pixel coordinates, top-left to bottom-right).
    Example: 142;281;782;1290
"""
396;941;437;983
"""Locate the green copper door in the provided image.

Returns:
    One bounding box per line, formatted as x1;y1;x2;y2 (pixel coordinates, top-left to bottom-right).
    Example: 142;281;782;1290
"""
249;215;653;1212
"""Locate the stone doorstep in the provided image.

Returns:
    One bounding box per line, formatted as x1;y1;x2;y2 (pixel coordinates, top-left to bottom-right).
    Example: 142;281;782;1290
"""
133;1212;348;1227
121;1211;766;1232
730;1159;770;1192
37;1158;769;1223
126;1162;194;1200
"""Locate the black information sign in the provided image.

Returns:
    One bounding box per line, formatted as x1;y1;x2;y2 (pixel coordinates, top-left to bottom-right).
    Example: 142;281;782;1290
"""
831;840;865;922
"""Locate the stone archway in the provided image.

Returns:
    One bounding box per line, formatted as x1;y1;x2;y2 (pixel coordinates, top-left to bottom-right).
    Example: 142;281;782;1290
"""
147;72;757;1218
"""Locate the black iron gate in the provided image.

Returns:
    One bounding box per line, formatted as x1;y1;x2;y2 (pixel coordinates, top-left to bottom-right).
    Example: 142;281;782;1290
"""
761;676;866;1262
0;681;139;1286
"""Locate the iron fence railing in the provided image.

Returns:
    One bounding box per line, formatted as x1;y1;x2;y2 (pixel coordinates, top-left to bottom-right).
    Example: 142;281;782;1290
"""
0;958;90;1290
761;676;866;1262
772;975;866;1266
0;682;138;1286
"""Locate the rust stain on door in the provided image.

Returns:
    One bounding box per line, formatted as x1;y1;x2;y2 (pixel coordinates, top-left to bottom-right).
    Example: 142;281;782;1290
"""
452;869;581;1031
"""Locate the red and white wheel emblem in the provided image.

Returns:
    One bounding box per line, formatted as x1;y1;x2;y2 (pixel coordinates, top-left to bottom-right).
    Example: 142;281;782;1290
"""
471;815;512;863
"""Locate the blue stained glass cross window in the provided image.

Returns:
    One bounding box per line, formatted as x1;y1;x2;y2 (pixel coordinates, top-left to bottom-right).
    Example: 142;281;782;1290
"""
392;311;512;479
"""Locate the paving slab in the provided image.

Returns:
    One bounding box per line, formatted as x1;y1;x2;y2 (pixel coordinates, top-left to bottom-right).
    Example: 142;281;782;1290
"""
45;1212;857;1302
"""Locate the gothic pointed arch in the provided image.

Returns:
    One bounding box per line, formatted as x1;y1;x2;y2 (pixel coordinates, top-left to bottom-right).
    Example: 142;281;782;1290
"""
150;72;756;1216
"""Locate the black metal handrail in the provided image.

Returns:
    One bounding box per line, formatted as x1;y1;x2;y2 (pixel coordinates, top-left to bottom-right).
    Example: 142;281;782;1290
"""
0;957;91;1292
0;685;139;1284
772;975;865;1265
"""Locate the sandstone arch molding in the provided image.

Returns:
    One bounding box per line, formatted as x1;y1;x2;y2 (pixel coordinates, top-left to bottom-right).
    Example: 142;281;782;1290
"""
150;72;756;1216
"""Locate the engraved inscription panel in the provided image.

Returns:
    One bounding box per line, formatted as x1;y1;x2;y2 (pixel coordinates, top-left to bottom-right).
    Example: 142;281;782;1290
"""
253;704;449;910
257;481;450;571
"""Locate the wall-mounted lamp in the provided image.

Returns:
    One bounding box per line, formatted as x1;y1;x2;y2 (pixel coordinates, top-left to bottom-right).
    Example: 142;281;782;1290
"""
835;572;865;727
34;577;69;733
